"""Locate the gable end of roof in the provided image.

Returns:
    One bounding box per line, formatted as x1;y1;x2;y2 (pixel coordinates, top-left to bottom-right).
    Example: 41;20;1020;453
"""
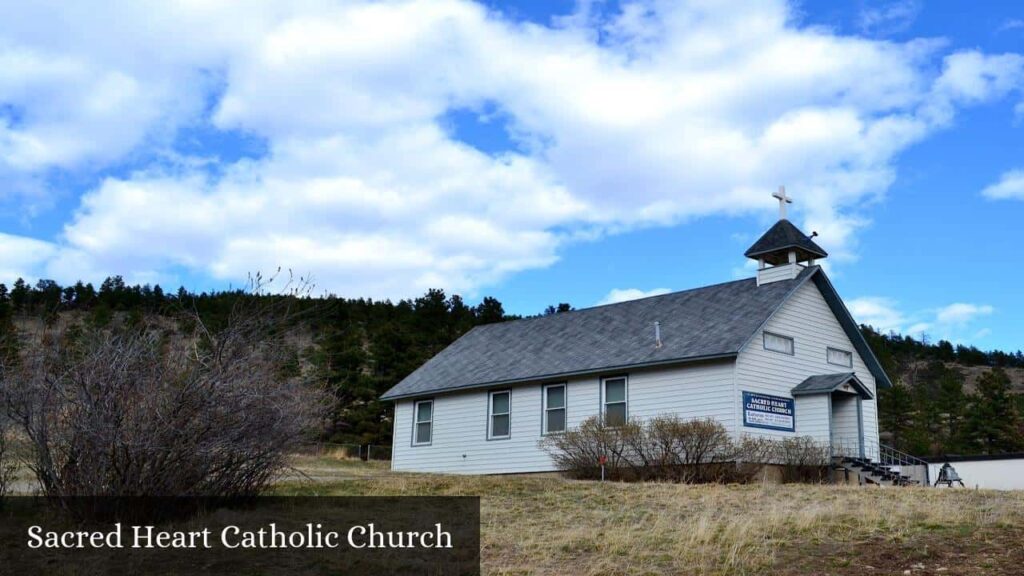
810;271;893;389
735;267;893;390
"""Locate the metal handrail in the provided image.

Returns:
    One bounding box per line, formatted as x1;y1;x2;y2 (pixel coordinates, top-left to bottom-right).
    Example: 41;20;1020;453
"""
828;436;930;485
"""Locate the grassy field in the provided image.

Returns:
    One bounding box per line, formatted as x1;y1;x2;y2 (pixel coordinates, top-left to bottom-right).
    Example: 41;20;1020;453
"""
280;456;1024;576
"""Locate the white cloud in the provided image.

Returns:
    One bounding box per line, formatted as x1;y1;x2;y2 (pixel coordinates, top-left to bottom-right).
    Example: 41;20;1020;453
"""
981;169;1024;200
598;287;671;305
1;1;1023;296
847;297;906;333
848;296;994;343
0;232;56;282
999;19;1024;33
858;1;921;36
935;302;994;325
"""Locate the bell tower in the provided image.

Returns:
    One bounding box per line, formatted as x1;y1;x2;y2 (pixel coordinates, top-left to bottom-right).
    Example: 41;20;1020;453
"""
745;187;828;286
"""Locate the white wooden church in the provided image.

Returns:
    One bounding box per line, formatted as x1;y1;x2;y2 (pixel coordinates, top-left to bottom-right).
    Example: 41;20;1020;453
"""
382;190;891;475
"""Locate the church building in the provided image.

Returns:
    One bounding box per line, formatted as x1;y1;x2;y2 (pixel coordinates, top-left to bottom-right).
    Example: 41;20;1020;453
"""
382;191;891;475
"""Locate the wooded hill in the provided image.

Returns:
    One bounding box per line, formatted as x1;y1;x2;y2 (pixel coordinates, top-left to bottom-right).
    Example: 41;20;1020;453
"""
1;276;1021;456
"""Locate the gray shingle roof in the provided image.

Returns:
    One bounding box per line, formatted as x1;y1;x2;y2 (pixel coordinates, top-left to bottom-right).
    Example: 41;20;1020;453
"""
381;267;819;400
744;219;828;265
792;373;873;399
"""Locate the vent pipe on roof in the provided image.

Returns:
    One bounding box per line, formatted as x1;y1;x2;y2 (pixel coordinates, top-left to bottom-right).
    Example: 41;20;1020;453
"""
654;321;662;348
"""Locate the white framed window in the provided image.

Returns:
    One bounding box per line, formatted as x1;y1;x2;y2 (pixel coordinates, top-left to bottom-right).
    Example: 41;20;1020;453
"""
543;383;566;435
764;332;795;355
488;390;511;440
413;400;433;446
827;347;853;368
602;376;628;426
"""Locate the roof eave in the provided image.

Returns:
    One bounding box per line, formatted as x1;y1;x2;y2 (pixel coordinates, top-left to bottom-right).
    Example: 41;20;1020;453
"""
744;245;828;259
791;373;874;400
380;352;739;401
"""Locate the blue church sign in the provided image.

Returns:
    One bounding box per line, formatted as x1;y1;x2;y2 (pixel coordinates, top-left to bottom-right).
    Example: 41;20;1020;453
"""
742;391;795;432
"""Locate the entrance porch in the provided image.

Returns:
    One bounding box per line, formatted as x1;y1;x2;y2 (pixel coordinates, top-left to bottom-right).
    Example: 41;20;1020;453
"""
792;372;873;459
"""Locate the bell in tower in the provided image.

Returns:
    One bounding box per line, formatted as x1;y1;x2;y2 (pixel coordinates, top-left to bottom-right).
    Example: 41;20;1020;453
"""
745;187;828;286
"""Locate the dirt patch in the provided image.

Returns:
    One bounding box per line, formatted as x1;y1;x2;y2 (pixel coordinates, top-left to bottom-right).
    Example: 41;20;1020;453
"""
904;361;1024;394
774;526;1024;576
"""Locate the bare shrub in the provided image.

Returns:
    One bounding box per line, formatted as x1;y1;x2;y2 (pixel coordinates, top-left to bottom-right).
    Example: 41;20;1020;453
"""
0;424;16;497
724;435;777;483
540;416;627;480
0;277;326;498
616;419;659;480
669;418;734;482
775;436;832;483
542;415;773;483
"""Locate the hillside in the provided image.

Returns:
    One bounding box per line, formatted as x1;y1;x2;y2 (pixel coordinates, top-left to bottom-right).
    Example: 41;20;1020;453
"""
903;361;1024;394
1;276;1022;456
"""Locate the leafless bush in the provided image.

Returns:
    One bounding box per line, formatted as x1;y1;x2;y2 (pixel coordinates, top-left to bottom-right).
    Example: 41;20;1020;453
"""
616;419;660;480
0;424;16;497
671;418;735;482
542;415;774;483
775;436;831;483
539;416;628;480
725;436;777;483
0;276;326;498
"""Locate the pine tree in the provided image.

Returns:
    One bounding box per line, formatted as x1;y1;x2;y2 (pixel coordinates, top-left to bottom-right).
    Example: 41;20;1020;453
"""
879;383;915;449
10;278;29;312
935;367;968;452
964;368;1024;454
475;296;505;324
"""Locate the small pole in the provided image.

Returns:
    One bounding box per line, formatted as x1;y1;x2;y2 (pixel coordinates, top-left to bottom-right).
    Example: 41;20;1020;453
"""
368;445;372;461
599;455;607;482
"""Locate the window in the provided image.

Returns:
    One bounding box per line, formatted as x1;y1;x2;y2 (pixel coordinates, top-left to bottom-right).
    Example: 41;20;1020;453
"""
827;347;853;368
413;400;432;445
602;376;627;426
543;384;566;434
488;390;511;439
763;332;794;355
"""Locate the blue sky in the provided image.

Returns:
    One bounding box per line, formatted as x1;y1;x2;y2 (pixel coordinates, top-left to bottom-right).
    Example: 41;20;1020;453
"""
0;0;1022;350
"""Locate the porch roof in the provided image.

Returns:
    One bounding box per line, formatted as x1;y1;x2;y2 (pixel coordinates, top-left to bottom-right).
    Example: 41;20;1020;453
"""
792;372;873;399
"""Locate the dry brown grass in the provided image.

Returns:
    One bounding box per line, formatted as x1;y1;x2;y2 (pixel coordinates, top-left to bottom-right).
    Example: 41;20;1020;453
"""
277;457;1024;576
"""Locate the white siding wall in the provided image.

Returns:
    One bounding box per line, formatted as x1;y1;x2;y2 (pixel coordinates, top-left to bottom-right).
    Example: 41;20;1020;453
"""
734;281;880;458
830;394;861;452
794;395;830;444
391;360;735;474
757;263;801;285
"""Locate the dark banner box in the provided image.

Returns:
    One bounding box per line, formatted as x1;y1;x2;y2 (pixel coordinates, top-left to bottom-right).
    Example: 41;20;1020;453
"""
0;496;480;575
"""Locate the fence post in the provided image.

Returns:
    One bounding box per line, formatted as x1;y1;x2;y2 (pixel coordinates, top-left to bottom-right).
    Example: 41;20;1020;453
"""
368;445;372;460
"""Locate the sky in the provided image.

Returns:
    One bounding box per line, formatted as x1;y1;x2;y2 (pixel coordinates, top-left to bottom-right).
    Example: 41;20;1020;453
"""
0;0;1022;351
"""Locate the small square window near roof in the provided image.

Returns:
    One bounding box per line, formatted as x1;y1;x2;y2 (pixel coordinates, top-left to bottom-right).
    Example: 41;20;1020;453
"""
828;347;853;368
764;332;794;355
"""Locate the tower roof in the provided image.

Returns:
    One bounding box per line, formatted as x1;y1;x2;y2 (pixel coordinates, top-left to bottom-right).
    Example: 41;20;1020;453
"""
744;219;828;265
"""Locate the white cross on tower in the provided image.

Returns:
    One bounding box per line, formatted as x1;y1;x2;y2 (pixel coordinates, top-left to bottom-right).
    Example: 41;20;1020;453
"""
772;185;792;219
